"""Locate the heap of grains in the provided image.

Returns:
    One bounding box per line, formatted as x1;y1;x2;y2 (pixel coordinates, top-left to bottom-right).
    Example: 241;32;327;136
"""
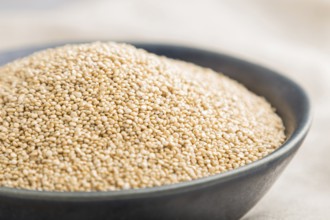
0;42;285;191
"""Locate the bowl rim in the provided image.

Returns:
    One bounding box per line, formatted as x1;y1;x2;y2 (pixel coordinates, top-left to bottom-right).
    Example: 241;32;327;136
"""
0;42;312;202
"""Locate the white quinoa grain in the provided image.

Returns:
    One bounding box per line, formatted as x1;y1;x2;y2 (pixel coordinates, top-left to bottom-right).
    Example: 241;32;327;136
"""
0;42;285;191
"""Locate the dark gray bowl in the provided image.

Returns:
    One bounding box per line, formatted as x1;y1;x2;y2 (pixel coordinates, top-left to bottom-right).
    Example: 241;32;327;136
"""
0;43;311;220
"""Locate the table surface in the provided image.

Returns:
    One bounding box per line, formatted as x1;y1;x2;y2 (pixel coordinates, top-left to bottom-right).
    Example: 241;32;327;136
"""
0;0;329;219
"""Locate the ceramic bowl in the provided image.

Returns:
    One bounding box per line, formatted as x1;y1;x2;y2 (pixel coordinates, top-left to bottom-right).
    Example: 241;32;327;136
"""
0;43;311;220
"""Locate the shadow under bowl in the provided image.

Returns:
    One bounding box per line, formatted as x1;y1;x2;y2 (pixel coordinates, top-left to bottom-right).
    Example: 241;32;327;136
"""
0;43;311;220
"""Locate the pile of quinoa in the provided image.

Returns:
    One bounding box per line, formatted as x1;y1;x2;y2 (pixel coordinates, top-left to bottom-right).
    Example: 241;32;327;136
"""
0;42;285;191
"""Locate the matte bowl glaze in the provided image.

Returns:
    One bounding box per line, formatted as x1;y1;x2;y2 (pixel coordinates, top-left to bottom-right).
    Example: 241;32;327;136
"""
0;43;311;220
